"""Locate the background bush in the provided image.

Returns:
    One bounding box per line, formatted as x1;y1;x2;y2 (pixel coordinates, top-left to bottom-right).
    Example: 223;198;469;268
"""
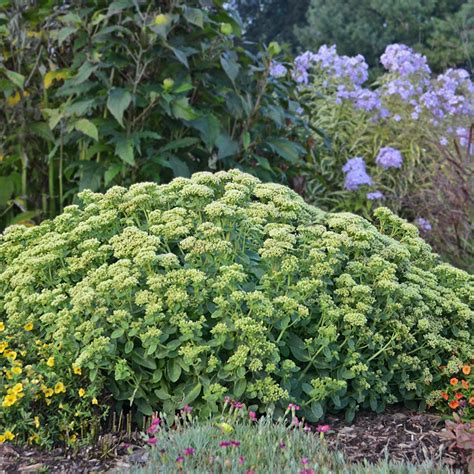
1;170;472;446
0;0;307;228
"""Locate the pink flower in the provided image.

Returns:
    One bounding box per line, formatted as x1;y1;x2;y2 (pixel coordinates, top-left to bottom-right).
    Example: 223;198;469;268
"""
291;416;300;426
147;416;161;434
239;455;245;465
224;396;232;404
300;470;315;474
176;456;184;463
288;403;301;411
246;471;255;474
181;404;193;414
316;424;330;433
232;401;244;410
184;447;195;456
147;437;157;445
219;440;232;447
248;410;257;421
303;424;312;432
231;440;240;447
279;441;286;449
301;457;309;465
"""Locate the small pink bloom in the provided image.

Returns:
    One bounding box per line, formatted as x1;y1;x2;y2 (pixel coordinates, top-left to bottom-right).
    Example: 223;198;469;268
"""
184;447;195;456
147;437;158;445
231;440;240;447
176;456;184;463
232;401;244;410
248;410;257;421
181;404;193;414
219;440;232;447
239;455;245;465
291;416;300;426
300;470;315;474
301;457;309;465
246;471;255;474
303;424;312;432
288;403;301;411
316;424;330;433
279;441;286;449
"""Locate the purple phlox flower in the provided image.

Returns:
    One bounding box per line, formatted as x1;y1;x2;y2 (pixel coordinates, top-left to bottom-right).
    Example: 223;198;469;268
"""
393;114;401;122
147;436;158;445
380;44;431;77
375;147;403;169
184;447;195;456
367;191;384;200
342;157;373;190
415;217;432;232
316;424;330;433
269;61;287;78
439;136;448;146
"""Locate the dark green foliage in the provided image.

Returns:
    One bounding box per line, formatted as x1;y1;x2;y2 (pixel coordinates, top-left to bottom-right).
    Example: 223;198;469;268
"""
0;0;308;229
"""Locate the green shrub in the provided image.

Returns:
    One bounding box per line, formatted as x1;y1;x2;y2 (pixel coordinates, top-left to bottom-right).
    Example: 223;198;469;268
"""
0;0;307;228
0;169;472;446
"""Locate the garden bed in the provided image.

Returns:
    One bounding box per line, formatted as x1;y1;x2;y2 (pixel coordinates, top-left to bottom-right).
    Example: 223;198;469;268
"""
0;408;464;473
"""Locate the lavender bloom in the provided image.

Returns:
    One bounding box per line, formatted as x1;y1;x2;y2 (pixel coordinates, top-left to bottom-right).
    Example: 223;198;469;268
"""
269;61;287;78
342;157;372;190
375;147;403;169
380;44;431;77
439;137;448;146
367;191;384;200
415;217;432;232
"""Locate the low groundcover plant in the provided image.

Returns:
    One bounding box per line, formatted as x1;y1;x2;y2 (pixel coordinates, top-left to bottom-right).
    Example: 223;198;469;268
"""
0;169;473;446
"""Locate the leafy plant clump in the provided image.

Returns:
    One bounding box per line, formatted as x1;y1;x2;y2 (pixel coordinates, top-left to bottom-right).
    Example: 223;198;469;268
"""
0;169;472;446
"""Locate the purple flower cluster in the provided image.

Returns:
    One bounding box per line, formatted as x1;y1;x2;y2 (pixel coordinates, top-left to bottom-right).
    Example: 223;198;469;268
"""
375;147;403;169
269;61;287;78
366;190;384;200
415;217;432;232
380;44;431;77
342;157;372;190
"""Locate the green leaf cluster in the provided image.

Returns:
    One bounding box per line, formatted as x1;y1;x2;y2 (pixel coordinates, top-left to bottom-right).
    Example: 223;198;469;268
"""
0;170;472;444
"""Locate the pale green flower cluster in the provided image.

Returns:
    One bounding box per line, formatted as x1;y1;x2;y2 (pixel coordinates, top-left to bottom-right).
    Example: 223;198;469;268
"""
0;169;472;439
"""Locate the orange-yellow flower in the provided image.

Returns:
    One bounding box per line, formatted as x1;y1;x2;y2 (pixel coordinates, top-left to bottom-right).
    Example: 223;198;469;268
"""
449;400;459;410
455;393;464;400
72;365;82;375
462;365;471;375
92;397;98;405
78;388;85;397
11;366;22;376
462;380;469;389
46;357;55;367
3;431;15;441
469;397;474;406
440;391;449;400
0;321;5;332
0;341;8;352
450;378;459;386
10;383;23;395
0;435;5;443
5;350;17;360
24;322;33;331
2;394;17;407
42;386;54;398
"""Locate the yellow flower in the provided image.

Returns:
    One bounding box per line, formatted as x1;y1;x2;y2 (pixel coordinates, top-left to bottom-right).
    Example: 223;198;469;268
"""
0;435;5;443
5;350;17;360
43;387;54;398
5;370;12;380
28;433;40;444
46;357;55;367
92;397;98;405
24;322;33;331
11;367;22;376
34;416;40;429
54;382;66;394
11;383;23;394
69;434;77;443
45;398;52;406
4;431;15;441
6;90;29;106
0;341;8;352
0;321;4;331
2;394;17;407
78;388;85;397
217;422;234;434
154;14;168;25
72;365;82;375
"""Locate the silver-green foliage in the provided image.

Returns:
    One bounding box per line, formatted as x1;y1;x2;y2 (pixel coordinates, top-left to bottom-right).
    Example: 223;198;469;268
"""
0;169;472;436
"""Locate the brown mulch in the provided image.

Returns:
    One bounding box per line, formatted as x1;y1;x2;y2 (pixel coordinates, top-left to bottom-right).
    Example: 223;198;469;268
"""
0;408;464;473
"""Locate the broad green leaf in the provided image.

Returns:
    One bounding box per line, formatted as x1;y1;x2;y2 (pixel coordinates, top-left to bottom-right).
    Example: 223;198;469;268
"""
266;138;304;163
104;163;122;186
57;26;77;45
168;155;191;178
216;133;239;159
159;137;200;153
183;382;202;404
220;51;240;82
190;115;220;149
5;70;25;89
0;177;14;205
72;62;97;85
8;211;39;226
167;359;182;383
107;88;132;127
311;401;324;420
115;138;135;165
135;397;153;416
171;97;199;121
169;46;189;68
75;118;99;141
287;333;310;362
30;122;55;143
107;0;134;15
184;7;204;27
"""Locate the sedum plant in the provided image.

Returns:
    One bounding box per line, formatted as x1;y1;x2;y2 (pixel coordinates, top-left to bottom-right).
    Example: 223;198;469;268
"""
0;169;473;446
